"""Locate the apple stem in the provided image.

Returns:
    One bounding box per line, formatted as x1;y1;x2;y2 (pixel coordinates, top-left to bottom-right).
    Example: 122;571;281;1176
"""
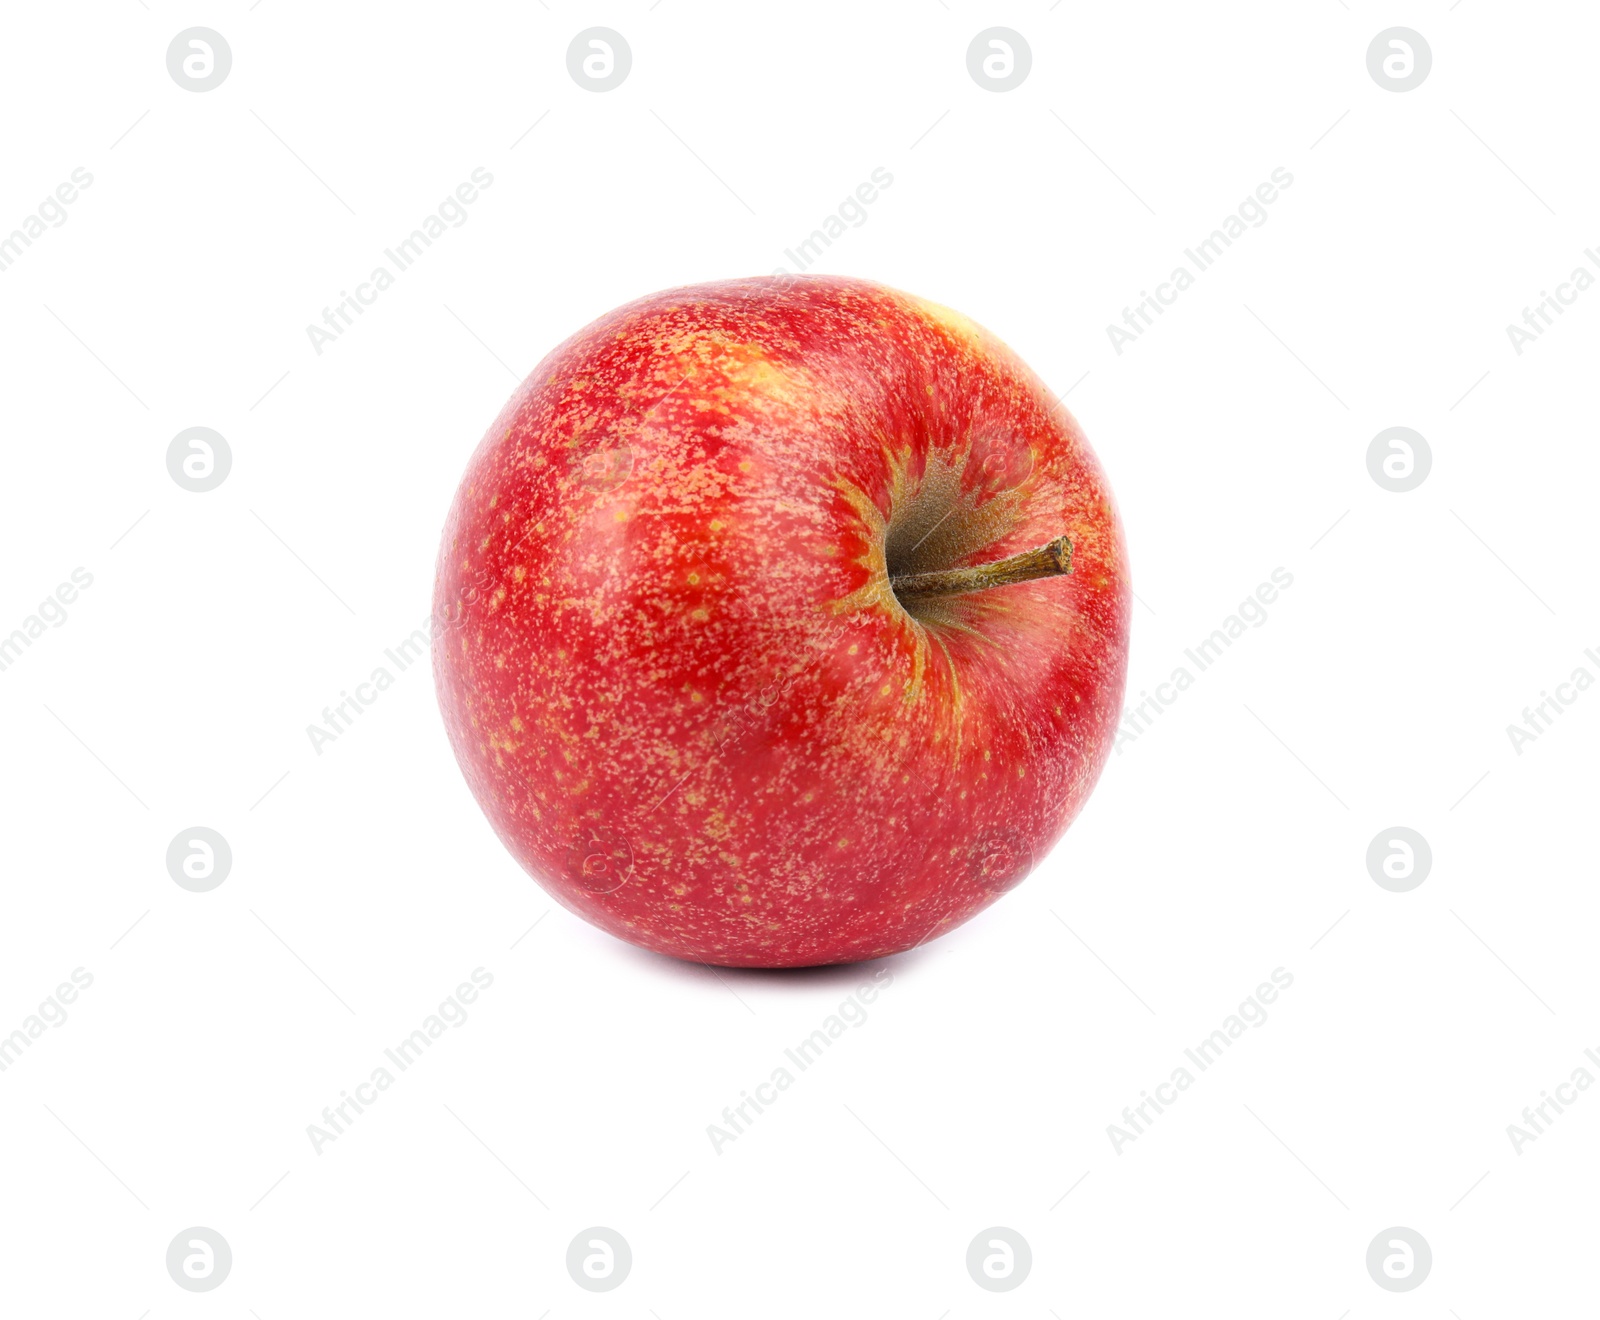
890;535;1073;602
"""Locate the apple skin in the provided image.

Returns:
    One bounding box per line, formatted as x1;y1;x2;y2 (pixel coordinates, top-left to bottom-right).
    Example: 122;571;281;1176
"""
433;275;1129;968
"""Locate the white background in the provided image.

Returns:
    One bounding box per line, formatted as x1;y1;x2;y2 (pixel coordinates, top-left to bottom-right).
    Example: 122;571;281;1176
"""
1;1;1595;1315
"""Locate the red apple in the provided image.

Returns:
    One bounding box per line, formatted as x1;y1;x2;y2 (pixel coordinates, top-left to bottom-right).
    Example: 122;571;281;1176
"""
433;276;1129;967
